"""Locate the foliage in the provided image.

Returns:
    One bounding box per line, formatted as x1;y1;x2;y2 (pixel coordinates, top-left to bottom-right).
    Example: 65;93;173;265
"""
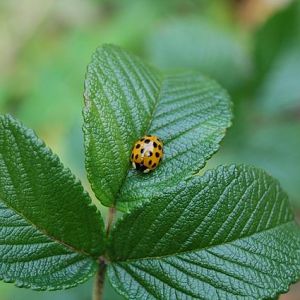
83;45;231;210
0;43;300;300
109;165;300;299
0;115;104;289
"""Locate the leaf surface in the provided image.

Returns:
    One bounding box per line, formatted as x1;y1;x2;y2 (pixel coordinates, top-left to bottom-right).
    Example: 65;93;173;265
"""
0;115;105;290
83;44;231;209
108;165;300;300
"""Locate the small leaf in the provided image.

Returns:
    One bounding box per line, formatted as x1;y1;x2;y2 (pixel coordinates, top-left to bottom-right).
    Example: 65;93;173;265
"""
83;44;231;209
108;165;300;299
0;115;105;290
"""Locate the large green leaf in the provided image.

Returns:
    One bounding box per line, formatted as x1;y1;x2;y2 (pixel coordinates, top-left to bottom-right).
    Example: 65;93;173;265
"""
108;165;300;299
83;44;231;210
0;114;105;290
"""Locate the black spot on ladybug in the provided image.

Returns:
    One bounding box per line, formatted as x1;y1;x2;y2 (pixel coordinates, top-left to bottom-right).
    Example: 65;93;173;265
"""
148;151;153;157
135;154;139;159
158;145;162;150
145;139;150;143
149;160;152;165
136;163;146;171
141;148;144;154
153;142;157;148
152;163;157;168
136;144;141;149
131;153;134;159
140;138;145;141
155;152;159;158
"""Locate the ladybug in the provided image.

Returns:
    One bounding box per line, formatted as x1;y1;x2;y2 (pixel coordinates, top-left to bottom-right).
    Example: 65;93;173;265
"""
131;135;164;173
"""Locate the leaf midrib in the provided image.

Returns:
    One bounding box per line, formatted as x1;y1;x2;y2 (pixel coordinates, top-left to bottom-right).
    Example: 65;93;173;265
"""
113;70;165;206
0;120;95;259
110;220;295;264
0;197;93;259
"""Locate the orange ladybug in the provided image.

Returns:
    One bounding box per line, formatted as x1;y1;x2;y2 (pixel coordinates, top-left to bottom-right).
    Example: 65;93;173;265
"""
131;135;164;173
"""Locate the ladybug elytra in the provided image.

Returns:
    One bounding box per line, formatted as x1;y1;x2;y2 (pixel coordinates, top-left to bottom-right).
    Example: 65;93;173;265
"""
131;135;163;173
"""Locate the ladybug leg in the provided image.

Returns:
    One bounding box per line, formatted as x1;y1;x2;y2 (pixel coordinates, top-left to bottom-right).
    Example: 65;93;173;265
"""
143;169;150;173
132;162;136;169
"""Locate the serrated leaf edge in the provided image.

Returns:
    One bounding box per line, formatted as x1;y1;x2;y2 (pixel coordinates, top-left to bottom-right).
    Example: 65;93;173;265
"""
107;262;300;300
107;220;300;300
108;164;295;263
0;114;105;258
83;45;233;210
0;262;97;291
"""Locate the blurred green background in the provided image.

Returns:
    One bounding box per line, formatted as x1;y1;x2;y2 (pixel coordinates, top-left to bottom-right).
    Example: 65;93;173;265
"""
0;0;299;299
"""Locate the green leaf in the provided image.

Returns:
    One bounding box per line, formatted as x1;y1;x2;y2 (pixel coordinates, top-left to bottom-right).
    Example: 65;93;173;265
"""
146;19;252;90
107;165;300;299
0;114;105;290
83;44;231;209
212;120;300;206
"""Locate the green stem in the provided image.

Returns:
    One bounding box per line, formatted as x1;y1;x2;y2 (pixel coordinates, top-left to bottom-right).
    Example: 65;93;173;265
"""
93;207;116;300
106;207;116;237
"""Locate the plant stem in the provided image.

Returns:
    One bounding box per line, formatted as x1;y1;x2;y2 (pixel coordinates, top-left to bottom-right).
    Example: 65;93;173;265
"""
93;207;116;300
93;258;106;300
106;206;116;237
